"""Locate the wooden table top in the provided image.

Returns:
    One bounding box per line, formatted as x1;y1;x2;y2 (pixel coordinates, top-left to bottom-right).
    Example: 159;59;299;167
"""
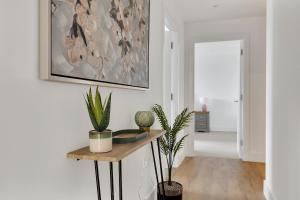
67;130;165;162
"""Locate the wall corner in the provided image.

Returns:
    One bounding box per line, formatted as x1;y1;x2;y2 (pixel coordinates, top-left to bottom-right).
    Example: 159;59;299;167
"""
264;180;275;200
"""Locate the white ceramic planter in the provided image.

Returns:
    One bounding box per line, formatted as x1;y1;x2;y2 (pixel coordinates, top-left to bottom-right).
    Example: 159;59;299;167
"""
89;130;112;153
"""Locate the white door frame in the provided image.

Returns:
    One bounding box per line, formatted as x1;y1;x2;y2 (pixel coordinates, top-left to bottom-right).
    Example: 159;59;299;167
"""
162;15;180;123
185;36;251;161
237;40;245;158
162;13;186;167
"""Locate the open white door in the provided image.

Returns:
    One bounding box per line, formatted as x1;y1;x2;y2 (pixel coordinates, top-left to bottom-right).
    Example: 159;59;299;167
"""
163;26;179;124
237;41;245;158
163;26;172;121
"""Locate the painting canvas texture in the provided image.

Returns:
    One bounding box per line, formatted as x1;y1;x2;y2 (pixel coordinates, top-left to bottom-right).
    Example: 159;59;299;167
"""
51;0;150;88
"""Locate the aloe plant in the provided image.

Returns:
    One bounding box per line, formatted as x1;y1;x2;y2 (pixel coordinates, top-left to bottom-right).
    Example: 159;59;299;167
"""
152;104;193;185
85;87;112;132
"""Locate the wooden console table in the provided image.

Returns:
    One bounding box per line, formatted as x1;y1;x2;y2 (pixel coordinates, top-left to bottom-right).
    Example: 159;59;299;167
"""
67;130;166;200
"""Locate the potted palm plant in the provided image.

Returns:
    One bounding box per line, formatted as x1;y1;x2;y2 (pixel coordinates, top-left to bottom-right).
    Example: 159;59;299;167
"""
152;104;193;200
85;87;112;153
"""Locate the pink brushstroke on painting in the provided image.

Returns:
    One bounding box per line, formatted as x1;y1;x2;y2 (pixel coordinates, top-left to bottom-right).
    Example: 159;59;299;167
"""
51;0;149;88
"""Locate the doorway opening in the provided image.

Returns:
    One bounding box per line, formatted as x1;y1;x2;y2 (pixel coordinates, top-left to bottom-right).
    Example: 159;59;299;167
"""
193;40;244;159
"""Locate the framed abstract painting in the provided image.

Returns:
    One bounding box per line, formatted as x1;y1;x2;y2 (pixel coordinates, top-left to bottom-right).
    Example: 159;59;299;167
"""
40;0;150;90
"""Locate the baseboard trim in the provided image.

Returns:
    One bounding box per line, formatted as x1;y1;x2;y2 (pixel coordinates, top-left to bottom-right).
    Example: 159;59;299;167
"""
243;152;265;163
173;154;185;168
264;180;275;200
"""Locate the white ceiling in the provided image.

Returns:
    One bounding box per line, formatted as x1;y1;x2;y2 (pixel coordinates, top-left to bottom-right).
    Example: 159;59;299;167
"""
165;0;266;23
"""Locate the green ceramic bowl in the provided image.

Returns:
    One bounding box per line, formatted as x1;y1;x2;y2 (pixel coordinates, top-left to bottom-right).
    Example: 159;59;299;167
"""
135;111;155;128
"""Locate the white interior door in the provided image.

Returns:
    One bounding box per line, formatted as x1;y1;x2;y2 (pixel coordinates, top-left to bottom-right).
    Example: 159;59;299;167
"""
163;26;178;123
237;41;245;158
163;27;172;121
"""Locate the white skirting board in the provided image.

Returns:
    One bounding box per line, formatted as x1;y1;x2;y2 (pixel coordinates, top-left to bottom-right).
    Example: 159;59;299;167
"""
243;152;266;163
140;187;156;200
264;180;276;200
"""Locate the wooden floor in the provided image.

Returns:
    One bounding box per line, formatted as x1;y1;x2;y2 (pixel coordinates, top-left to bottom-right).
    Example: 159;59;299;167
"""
173;157;265;200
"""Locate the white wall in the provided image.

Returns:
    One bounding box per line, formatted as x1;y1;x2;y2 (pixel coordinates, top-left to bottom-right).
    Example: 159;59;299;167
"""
0;1;184;200
265;0;300;199
194;41;240;132
184;17;266;162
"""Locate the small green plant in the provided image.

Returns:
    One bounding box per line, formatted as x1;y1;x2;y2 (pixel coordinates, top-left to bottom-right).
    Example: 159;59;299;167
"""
85;87;112;132
152;104;193;185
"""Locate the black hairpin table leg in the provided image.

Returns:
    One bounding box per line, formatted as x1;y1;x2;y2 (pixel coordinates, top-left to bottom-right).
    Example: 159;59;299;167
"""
151;141;162;200
109;162;114;200
94;161;102;200
157;138;166;200
119;160;123;200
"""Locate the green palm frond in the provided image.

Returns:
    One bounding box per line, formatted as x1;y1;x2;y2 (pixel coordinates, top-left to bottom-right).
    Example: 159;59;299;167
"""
173;135;188;159
159;137;170;155
152;104;193;183
152;104;192;167
170;108;193;149
152;104;171;132
172;108;193;134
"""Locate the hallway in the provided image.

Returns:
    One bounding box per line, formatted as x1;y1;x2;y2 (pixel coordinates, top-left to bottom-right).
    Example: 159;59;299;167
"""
194;132;239;159
173;157;265;200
